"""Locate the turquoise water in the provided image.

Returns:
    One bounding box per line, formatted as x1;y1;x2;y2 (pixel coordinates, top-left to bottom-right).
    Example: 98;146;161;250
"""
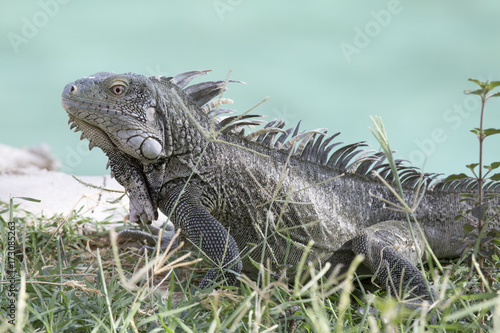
1;1;500;176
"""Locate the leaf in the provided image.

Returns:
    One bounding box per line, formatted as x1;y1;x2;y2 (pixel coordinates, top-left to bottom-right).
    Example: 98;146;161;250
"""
483;128;500;137
464;89;486;96
444;173;469;182
484;193;500;201
468;78;486;88
478;248;495;257
15;196;41;203
463;223;475;234
489;173;500;181
484;161;500;171
487;229;500;238
488;81;500;89
470;128;481;135
460;198;476;204
471;203;489;220
489;91;500;98
466;163;479;172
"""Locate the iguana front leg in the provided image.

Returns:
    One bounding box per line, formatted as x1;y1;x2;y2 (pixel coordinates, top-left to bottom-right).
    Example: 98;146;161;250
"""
107;151;158;223
351;220;430;301
160;182;243;289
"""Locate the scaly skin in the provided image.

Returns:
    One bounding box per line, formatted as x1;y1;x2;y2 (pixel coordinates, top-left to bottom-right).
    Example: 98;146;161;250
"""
61;70;499;302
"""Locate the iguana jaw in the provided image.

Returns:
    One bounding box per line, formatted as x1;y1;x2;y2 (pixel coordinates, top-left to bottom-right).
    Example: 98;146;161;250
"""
64;112;116;154
61;76;165;162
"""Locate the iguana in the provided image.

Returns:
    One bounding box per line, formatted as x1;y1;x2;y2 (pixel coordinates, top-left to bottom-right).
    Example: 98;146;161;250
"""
61;70;500;304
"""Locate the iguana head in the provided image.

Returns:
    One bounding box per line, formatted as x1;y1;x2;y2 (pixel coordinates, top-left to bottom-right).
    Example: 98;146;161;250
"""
61;72;165;162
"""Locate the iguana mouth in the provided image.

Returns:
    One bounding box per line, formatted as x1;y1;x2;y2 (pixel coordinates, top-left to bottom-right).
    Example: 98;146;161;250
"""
61;96;137;118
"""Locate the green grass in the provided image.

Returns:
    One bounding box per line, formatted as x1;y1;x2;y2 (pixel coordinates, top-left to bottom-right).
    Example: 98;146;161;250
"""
1;197;499;332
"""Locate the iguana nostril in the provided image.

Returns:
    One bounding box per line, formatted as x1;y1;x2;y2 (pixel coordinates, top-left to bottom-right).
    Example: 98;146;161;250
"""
70;85;77;93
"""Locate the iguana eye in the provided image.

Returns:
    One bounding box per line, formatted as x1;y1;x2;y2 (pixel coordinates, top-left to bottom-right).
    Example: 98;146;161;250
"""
110;84;126;96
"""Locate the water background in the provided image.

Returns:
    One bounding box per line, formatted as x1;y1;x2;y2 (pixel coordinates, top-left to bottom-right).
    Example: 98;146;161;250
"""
2;1;500;177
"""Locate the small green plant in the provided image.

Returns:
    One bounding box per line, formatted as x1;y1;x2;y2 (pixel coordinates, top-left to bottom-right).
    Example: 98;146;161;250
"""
445;79;500;295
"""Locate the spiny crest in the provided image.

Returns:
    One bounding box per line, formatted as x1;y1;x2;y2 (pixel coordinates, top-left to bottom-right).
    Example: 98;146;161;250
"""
164;70;499;192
